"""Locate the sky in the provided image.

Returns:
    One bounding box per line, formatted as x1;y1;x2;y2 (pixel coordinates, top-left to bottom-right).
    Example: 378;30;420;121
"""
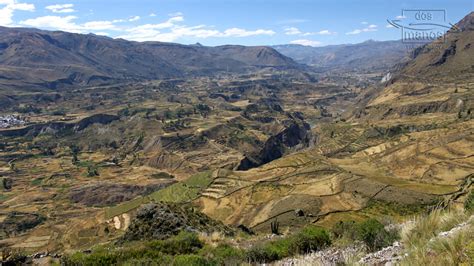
0;0;472;47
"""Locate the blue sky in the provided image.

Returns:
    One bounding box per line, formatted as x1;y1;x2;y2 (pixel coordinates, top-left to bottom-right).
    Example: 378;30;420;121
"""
0;0;472;46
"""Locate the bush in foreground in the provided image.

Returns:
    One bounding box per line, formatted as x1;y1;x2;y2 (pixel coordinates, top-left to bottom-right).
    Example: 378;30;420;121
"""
332;218;398;251
63;226;331;265
246;226;331;263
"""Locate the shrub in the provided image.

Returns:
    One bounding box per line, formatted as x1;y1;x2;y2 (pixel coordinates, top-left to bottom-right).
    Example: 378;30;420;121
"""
172;254;210;266
332;220;357;239
332;219;398;251
246;244;281;263
246;226;331;263
148;231;203;255
357;219;398;251
200;243;244;265
290;226;331;254
465;191;474;212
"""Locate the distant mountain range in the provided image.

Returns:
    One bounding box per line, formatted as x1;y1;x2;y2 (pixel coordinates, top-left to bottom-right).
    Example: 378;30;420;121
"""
273;40;426;72
0;27;298;90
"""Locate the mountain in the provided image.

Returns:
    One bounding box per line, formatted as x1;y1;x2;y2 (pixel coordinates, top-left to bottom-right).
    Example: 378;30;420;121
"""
0;27;298;90
392;11;474;83
273;40;424;72
361;12;474;120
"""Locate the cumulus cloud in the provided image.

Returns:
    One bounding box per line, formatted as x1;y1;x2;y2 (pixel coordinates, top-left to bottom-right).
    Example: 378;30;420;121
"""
346;24;377;35
284;27;335;36
20;15;81;32
290;39;322;47
18;12;275;43
284;27;302;35
118;15;275;42
0;0;35;26
20;15;120;33
45;3;74;13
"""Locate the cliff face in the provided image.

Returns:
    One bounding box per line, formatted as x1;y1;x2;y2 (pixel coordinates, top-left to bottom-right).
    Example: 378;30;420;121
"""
237;120;312;170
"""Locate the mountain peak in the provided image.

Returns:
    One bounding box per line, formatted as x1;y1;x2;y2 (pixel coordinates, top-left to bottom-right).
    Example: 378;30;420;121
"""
455;11;474;31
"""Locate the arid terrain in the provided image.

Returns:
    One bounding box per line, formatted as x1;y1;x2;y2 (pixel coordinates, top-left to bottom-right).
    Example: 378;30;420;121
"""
0;9;473;266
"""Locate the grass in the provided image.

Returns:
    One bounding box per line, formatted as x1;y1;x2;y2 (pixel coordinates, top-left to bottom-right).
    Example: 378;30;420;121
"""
400;207;473;265
360;199;429;222
149;171;212;203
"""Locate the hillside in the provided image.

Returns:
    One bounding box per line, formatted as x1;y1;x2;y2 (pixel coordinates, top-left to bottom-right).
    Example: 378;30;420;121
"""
0;27;298;91
273;40;423;72
393;11;474;83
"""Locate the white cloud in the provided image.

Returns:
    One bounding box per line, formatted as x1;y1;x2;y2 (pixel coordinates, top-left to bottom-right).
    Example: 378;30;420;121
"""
45;3;74;13
16;12;275;43
83;20;117;30
223;28;275;37
94;32;109;36
0;0;35;26
20;15;121;33
395;15;406;19
128;15;140;22
284;27;335;36
119;15;274;42
316;30;335;35
290;39;322;47
20;15;81;32
346;24;377;35
284;27;301;35
149;13;156;17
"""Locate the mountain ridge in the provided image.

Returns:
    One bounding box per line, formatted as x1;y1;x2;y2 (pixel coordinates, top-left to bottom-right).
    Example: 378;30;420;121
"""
0;26;299;90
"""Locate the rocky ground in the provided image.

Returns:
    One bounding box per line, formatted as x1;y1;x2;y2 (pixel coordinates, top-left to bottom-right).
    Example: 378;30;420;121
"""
0;115;25;128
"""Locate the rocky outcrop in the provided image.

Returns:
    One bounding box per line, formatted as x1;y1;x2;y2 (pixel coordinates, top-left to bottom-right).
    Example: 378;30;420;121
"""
0;212;45;238
237;119;312;170
122;203;234;241
0;113;119;137
73;114;119;131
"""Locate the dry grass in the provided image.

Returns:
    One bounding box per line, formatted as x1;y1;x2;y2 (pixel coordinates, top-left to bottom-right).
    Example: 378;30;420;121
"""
400;208;473;266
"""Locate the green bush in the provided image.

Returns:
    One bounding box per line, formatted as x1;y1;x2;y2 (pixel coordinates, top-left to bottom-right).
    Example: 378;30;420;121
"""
172;254;210;266
148;231;203;255
246;226;331;263
465;191;474;212
290;226;331;254
332;218;398;251
332;220;357;239
200;244;244;265
357;219;397;251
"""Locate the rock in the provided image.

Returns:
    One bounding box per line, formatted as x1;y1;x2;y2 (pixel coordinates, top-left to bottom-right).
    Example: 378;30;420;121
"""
237;224;254;235
0;212;45;237
237;119;312;170
122;203;234;242
294;209;305;217
2;177;12;190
